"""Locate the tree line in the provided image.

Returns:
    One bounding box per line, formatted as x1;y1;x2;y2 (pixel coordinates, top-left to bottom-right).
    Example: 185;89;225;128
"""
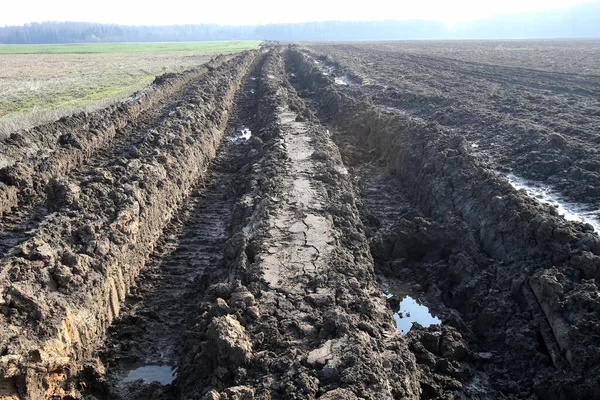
1;3;598;44
0;20;449;43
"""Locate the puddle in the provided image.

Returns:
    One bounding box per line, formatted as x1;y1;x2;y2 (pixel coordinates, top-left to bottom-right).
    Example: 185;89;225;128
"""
310;57;358;86
382;280;441;334
231;125;252;142
333;75;358;86
122;365;176;385
505;173;600;232
240;128;252;140
313;60;335;78
334;77;352;86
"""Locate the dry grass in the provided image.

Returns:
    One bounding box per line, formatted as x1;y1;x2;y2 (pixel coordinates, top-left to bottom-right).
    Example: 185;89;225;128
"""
0;43;259;136
0;96;132;138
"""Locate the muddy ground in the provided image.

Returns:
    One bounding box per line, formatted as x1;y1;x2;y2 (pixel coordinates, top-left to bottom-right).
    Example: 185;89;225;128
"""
300;41;600;211
0;42;599;399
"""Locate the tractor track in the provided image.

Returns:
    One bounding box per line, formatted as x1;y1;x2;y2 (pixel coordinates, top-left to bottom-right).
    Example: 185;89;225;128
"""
0;57;229;258
286;46;600;399
0;50;257;399
83;54;268;400
1;43;600;400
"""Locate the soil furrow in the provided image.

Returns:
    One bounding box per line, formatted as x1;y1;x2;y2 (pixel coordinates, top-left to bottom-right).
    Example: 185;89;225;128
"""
0;66;222;259
0;51;257;399
287;46;600;399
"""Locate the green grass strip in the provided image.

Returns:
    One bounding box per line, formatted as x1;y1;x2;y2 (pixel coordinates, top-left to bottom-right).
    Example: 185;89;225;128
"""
0;41;262;54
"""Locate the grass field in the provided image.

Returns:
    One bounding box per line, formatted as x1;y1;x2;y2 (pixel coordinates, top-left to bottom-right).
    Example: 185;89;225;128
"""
0;41;261;135
0;41;262;54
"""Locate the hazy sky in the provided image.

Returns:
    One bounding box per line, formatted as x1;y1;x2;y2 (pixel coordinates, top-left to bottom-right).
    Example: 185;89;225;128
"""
1;0;595;27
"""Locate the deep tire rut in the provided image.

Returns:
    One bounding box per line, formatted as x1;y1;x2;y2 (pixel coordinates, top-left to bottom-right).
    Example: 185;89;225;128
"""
286;45;600;399
0;50;257;399
98;136;242;399
0;64;217;258
82;53;268;400
2;44;600;400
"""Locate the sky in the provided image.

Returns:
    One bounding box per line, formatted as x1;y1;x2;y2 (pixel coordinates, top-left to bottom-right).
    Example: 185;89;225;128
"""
0;0;595;27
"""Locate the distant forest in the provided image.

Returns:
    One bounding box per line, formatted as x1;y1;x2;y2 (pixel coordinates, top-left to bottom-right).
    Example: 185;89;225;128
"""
1;2;599;43
0;20;449;44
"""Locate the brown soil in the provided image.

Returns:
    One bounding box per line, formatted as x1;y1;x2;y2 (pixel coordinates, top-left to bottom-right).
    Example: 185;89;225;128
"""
286;45;600;399
0;42;599;400
300;41;600;210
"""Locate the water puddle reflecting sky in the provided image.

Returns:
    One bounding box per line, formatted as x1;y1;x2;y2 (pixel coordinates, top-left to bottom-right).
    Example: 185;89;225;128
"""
231;125;252;142
505;173;600;233
311;57;358;86
122;365;177;385
376;104;425;122
383;280;441;334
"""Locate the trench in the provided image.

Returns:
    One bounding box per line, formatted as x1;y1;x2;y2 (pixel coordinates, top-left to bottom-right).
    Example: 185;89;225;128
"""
285;46;600;398
345;149;444;335
289;53;450;335
80;54;266;399
169;48;428;400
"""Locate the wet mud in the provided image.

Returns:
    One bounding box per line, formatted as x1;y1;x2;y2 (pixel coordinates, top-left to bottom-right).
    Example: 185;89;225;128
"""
300;43;600;213
286;46;600;399
1;42;599;400
0;51;256;399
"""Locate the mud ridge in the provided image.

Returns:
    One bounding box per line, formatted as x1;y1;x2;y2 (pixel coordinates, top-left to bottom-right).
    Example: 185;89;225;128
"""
0;55;230;218
287;47;600;398
300;44;600;211
0;51;257;399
